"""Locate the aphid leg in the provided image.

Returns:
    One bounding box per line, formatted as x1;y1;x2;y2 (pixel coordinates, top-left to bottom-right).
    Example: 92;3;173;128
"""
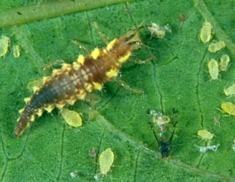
115;79;144;94
93;21;109;44
214;116;220;127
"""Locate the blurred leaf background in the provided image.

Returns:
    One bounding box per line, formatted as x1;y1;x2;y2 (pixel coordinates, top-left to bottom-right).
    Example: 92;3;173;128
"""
0;0;235;181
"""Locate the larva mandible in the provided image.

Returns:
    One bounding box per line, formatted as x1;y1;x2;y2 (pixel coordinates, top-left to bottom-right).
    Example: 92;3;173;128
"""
14;26;144;136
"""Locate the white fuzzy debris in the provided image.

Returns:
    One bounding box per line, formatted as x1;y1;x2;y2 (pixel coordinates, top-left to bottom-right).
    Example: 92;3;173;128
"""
195;144;220;153
70;171;77;178
149;110;171;125
148;23;171;39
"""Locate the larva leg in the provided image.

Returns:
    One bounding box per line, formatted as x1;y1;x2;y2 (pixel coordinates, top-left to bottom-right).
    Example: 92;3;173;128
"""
93;21;109;44
71;40;89;54
115;79;144;94
43;59;65;70
130;55;154;64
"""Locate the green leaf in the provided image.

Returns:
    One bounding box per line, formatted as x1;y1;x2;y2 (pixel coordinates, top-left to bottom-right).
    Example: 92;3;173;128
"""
1;0;235;181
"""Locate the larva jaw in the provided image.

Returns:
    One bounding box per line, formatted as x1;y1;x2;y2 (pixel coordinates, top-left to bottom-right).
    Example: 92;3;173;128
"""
123;29;143;51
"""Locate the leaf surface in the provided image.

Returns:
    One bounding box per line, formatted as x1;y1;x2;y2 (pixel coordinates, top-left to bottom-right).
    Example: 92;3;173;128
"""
0;0;235;181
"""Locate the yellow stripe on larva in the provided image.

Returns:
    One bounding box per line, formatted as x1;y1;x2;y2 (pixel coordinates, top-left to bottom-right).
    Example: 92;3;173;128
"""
221;102;235;116
208;59;219;80
93;82;102;90
90;48;100;59
118;51;131;63
106;39;117;51
44;104;55;113
76;55;85;65
106;68;118;79
84;83;93;92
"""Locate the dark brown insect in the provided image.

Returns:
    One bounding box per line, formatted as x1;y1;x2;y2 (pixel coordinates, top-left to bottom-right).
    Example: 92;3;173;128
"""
14;27;144;136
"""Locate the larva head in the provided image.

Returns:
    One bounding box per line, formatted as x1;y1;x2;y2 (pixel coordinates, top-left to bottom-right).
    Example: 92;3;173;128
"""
122;27;143;51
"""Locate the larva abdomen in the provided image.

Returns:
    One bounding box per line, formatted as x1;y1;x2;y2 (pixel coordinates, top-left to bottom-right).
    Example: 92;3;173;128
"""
15;28;143;136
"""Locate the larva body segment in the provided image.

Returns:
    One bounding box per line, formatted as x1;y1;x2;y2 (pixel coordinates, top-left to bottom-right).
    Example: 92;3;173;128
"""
15;28;143;136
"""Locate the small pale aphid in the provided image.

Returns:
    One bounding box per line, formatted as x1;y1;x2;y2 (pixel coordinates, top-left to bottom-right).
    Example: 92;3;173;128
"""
150;110;171;125
208;41;225;52
195;144;220;153
99;148;114;175
60;108;82;127
223;84;235;97
208;59;219;80
219;54;230;71
153;115;171;126
12;45;21;58
197;129;214;140
0;35;10;57
200;22;213;43
221;102;235;116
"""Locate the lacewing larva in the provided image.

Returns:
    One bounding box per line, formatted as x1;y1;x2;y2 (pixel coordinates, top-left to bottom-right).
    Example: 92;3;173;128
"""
224;84;235;97
221;102;235;116
15;26;145;136
199;22;213;43
99;148;114;175
208;59;219;80
0;35;10;57
197;129;214;140
208;41;225;53
219;54;230;71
